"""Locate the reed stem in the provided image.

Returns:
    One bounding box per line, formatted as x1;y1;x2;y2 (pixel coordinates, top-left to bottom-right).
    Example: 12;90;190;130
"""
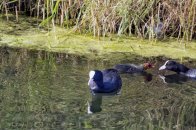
15;6;18;22
0;0;195;40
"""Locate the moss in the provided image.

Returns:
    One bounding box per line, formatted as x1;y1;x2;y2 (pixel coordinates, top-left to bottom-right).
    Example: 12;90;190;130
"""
0;16;196;61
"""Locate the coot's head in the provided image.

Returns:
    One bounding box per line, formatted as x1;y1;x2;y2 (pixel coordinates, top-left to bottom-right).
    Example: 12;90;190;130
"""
88;70;103;86
89;70;103;81
143;63;155;70
159;60;189;73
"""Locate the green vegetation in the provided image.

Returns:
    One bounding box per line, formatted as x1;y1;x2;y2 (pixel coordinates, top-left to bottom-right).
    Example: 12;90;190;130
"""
0;1;195;129
0;15;196;61
0;0;195;40
0;1;196;61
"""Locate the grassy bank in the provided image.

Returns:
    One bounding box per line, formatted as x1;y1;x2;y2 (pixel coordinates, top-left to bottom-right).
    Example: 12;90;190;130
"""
0;16;196;62
0;0;196;40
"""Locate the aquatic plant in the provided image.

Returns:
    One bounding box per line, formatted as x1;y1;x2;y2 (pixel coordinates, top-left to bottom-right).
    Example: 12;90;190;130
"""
0;0;195;40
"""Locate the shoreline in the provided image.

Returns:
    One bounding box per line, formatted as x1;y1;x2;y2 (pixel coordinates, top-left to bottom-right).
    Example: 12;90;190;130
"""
1;17;196;61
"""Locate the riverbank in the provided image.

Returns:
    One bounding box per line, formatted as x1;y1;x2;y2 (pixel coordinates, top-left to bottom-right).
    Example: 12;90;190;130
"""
0;16;196;62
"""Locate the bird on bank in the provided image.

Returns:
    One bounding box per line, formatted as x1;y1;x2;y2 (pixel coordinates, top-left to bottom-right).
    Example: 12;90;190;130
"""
154;22;163;39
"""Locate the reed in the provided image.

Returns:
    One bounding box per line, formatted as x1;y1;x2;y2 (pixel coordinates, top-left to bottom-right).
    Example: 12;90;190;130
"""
15;6;18;22
0;0;195;40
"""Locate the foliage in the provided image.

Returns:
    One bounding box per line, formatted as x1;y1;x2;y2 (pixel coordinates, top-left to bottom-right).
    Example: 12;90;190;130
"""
0;0;196;40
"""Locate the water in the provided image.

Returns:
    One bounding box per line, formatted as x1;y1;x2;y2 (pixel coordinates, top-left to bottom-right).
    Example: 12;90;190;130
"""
0;47;195;130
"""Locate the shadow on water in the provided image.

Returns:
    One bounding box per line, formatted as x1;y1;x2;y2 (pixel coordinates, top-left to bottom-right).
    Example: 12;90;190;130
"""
0;46;195;129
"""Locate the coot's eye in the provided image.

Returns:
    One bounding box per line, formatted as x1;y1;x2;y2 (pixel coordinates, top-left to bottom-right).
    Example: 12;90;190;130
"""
166;63;170;65
166;62;170;65
167;61;175;66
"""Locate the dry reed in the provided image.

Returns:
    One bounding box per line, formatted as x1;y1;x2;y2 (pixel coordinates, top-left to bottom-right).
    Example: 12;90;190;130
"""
0;0;195;40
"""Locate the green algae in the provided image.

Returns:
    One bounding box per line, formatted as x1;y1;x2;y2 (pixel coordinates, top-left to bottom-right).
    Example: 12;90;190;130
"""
0;16;196;61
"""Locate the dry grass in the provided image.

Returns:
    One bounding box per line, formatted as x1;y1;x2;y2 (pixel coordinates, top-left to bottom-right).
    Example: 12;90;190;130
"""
0;0;196;40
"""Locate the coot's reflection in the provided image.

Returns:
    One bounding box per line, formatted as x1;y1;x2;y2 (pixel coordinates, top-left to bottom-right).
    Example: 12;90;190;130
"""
142;72;153;82
124;72;153;82
88;91;120;114
159;74;196;84
88;94;102;114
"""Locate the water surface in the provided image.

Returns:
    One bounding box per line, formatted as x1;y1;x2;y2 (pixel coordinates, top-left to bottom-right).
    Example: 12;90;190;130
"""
0;47;195;129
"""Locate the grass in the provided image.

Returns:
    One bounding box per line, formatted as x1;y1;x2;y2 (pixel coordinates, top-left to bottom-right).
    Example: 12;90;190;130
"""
0;15;196;62
0;0;195;40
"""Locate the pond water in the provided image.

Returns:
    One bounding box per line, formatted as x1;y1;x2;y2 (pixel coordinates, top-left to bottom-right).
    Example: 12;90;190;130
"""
0;47;195;130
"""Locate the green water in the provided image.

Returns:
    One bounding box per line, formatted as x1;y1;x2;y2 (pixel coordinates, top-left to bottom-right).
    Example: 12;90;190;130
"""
0;47;195;129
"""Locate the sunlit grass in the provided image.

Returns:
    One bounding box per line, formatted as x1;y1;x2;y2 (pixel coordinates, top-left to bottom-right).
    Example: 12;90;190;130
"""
0;0;195;40
0;26;196;61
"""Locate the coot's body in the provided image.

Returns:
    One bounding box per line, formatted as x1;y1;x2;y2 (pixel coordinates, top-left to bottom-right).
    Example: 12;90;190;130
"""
88;69;122;94
114;63;153;74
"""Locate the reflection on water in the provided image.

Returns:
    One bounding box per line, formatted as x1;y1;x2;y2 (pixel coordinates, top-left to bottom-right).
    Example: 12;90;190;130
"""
0;47;195;129
88;91;121;114
159;74;196;84
88;94;103;114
